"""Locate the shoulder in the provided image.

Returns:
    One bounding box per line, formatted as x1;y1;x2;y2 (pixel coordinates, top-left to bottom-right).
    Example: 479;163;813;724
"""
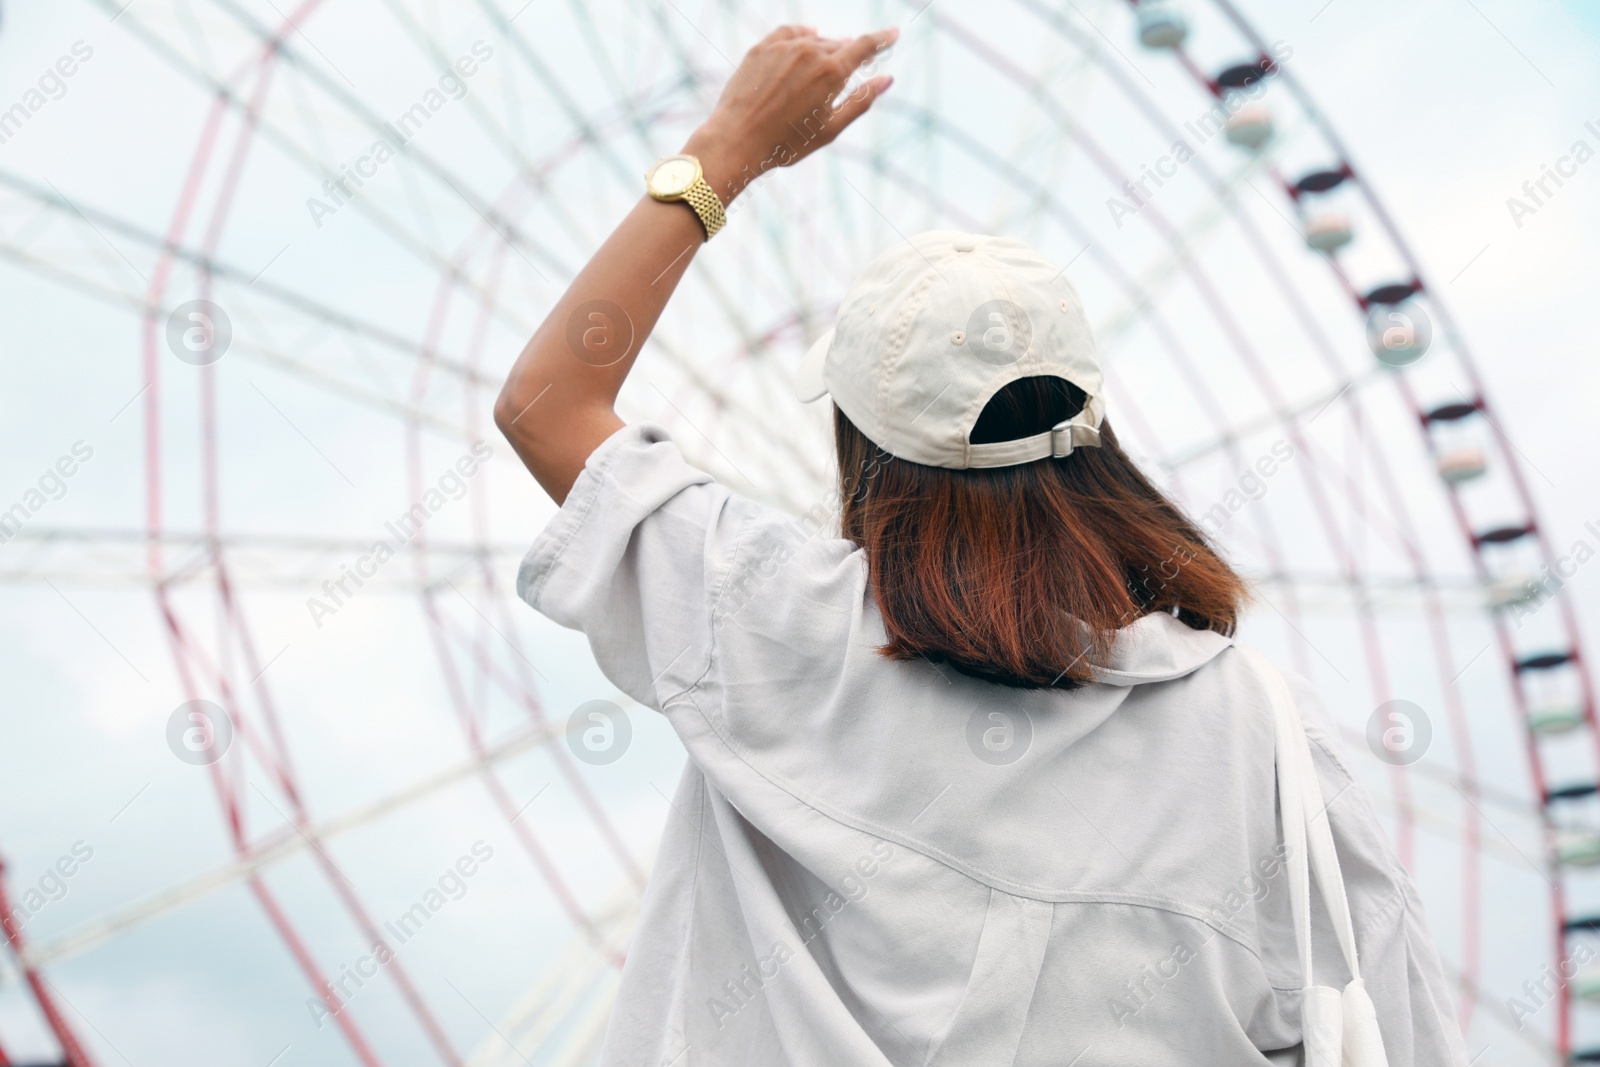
713;496;865;635
516;422;868;705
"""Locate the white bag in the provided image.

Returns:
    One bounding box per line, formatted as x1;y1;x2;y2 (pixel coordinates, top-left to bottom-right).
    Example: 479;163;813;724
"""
1241;647;1390;1067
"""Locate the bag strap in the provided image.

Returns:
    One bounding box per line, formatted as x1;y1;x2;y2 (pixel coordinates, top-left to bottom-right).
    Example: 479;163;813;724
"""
1244;651;1392;1067
1239;647;1363;987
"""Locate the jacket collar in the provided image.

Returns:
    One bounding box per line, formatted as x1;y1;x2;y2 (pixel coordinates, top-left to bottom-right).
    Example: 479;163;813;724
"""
1090;610;1233;686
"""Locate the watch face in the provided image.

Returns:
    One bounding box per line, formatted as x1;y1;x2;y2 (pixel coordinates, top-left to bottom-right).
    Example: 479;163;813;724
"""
648;155;699;197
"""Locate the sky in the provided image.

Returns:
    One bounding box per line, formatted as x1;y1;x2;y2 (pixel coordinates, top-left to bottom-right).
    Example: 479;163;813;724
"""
0;1;1598;1065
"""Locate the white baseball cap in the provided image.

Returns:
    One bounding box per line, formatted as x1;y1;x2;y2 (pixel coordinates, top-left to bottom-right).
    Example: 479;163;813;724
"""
794;229;1104;469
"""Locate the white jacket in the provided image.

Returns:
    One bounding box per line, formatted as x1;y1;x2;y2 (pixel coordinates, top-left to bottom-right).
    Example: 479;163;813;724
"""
518;424;1469;1067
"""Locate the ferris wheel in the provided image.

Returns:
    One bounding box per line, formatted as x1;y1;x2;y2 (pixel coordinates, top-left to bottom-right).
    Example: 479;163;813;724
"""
0;0;1591;1064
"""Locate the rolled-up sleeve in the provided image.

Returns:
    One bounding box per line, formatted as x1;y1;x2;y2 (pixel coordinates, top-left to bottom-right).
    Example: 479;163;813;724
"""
516;423;752;710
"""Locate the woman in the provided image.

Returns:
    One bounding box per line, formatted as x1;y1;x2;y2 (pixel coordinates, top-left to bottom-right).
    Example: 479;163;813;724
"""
495;25;1467;1066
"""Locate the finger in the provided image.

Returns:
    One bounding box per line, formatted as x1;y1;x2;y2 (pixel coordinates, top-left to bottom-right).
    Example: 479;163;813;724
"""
769;25;818;40
827;73;892;133
835;27;898;71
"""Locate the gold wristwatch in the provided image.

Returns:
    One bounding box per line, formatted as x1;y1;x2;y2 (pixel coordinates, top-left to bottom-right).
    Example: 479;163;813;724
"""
645;154;726;240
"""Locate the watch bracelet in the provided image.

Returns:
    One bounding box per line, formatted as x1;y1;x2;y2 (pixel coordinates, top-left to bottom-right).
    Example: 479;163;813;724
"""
683;176;726;240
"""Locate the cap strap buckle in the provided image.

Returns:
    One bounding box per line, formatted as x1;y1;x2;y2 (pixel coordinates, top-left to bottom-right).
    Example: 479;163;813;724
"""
1051;420;1102;457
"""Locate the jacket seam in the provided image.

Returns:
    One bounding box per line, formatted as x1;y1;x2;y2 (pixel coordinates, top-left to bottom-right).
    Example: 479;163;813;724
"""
664;685;1268;960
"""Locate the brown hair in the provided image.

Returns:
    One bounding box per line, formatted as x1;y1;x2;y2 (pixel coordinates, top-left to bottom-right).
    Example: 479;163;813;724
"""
835;376;1247;689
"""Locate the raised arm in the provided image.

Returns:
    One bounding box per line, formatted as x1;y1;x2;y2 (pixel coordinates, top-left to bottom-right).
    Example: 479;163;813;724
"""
494;24;897;503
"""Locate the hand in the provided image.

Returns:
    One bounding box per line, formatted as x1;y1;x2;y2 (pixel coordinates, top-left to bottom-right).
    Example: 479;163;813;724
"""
685;25;897;203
